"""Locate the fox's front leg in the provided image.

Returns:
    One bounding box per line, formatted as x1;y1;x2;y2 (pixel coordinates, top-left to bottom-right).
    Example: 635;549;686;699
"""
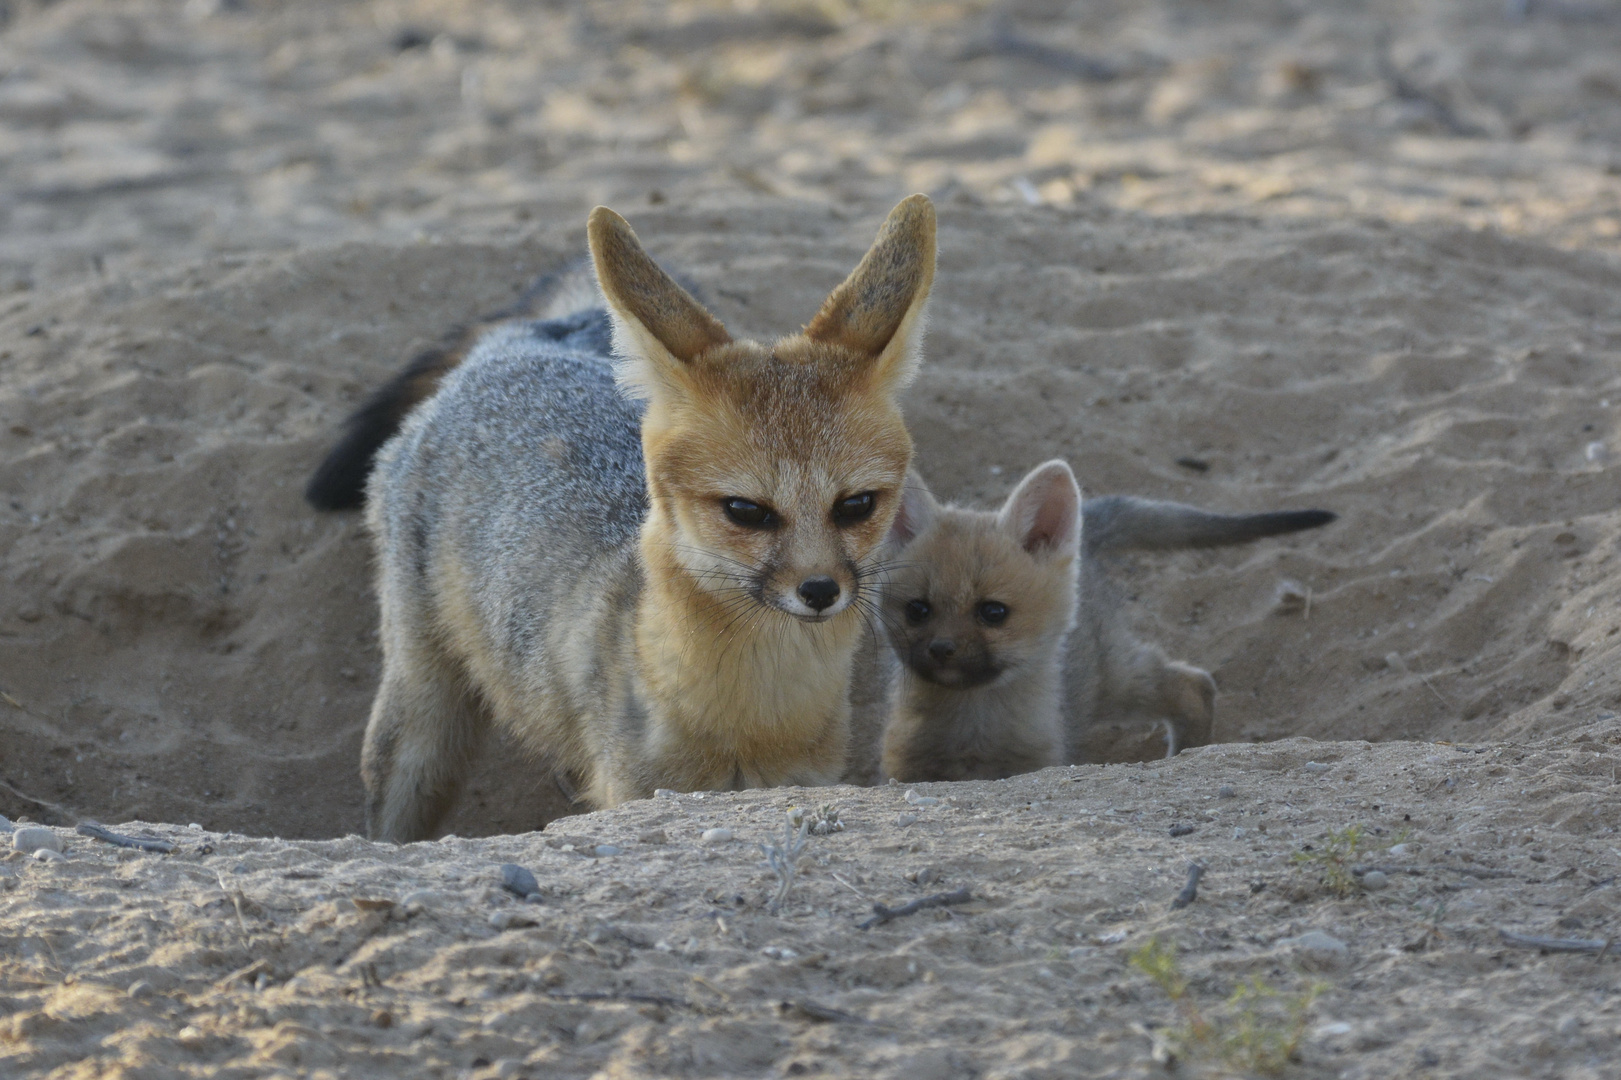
361;647;485;843
1154;659;1216;757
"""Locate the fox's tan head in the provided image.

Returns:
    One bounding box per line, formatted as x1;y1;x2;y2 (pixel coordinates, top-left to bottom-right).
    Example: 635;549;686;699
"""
588;196;935;622
883;462;1082;686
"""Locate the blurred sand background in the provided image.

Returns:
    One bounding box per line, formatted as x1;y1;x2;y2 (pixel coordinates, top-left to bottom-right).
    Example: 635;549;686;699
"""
3;2;1621;1077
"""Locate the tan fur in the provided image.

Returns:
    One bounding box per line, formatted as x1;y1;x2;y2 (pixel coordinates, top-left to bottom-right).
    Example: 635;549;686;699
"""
360;196;937;840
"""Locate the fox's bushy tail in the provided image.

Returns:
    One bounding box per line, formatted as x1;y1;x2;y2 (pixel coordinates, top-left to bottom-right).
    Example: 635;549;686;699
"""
1081;495;1334;556
304;258;601;511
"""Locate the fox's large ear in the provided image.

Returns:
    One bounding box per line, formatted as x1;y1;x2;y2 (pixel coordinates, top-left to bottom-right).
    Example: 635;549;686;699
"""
887;470;937;548
998;460;1082;557
589;206;731;402
804;194;936;396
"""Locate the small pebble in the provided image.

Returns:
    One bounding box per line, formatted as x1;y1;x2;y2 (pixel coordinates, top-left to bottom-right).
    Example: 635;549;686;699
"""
126;980;157;999
1277;929;1348;969
500;863;541;899
1361;870;1390;891
33;847;66;862
11;826;62;854
904;789;940;807
488;909;539;931
1585;440;1607;463
1314;1021;1353;1038
1168;824;1197;837
1388;843;1413;858
1217;785;1237;799
700;827;733;844
400;888;443;911
654;789;678;800
896;813;918;828
187;823;203;831
593;845;623;857
760;945;799;960
1302;761;1332;774
1232;826;1247;839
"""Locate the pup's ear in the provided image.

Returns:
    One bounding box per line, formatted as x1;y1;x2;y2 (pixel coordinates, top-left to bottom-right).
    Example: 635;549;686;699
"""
887;470;937;548
998;460;1082;557
804;194;936;396
589;206;731;402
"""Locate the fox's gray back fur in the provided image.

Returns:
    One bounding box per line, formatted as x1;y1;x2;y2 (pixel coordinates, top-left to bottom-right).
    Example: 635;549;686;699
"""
364;306;652;839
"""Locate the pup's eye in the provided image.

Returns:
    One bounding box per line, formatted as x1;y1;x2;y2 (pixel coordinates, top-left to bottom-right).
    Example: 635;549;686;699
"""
904;599;931;624
832;491;877;525
977;601;1009;626
723;498;777;528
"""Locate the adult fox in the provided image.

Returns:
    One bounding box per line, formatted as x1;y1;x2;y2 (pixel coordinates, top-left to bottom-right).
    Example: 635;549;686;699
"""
324;198;935;842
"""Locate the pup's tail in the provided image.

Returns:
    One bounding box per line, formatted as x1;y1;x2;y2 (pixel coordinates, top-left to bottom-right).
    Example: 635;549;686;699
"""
304;258;600;511
1081;495;1335;556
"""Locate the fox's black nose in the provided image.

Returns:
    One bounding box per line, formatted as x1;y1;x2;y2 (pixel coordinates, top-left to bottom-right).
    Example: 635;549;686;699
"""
927;637;957;660
798;576;840;611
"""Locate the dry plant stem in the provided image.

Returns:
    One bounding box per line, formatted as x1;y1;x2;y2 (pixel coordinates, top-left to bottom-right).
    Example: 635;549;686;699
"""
1498;930;1616;955
859;887;972;930
0;778;75;821
76;822;176;854
1172;862;1205;909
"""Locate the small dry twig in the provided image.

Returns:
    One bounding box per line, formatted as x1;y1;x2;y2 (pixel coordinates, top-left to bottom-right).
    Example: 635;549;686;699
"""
759;815;812;915
1172;863;1206;910
76;822;175;854
1499;930;1615;956
858;887;972;930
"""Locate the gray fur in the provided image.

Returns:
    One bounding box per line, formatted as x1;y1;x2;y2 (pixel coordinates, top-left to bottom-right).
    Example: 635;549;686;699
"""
364;313;650;841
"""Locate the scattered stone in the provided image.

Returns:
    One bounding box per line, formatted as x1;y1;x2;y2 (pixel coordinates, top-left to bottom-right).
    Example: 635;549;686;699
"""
1273;578;1309;615
700;827;734;844
489;909;539;931
1232;827;1248;839
31;847;66;863
1388;843;1413;858
500;863;541;899
352;897;395;913
1302;761;1332;774
1217;785;1237;799
593;845;623;857
187;823;203;831
654;789;679;800
400;888;443;912
1277;929;1349;969
904;790;940;806
1314;1021;1353;1038
1361;870;1391;891
11;826;61;855
761;945;799;960
638;829;668;845
896;813;918;828
1168;824;1197;837
126;980;157;999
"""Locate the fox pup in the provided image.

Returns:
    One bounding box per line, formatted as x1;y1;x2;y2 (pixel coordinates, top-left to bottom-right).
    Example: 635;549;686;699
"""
879;464;1333;783
348;197;936;841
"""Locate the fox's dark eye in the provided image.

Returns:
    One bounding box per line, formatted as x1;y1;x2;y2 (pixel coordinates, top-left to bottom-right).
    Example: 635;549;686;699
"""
832;491;877;525
905;599;931;624
977;601;1009;626
723;498;777;529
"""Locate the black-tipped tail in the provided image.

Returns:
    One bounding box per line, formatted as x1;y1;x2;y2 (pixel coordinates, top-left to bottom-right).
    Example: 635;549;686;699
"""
1082;496;1336;555
304;332;476;511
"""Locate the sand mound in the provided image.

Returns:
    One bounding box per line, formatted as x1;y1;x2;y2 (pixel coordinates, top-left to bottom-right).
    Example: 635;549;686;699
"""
5;200;1620;838
4;735;1619;1077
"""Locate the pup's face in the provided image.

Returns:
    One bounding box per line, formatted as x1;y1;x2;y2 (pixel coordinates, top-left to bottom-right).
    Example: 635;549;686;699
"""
647;339;912;622
882;461;1082;685
883;508;1077;685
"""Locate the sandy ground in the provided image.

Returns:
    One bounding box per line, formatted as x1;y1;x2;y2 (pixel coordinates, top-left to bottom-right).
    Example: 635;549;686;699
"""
3;1;1621;1076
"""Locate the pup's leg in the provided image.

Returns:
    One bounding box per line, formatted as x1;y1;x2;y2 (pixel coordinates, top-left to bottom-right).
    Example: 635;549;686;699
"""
361;648;485;843
1154;659;1216;756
